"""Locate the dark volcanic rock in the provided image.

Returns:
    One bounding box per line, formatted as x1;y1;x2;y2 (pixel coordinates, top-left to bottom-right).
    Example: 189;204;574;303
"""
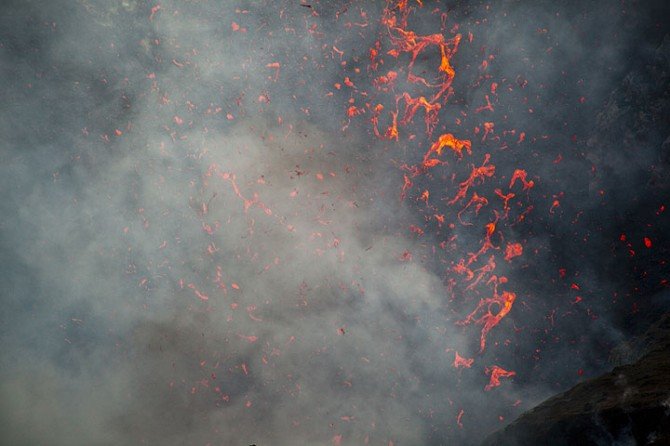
482;315;670;445
609;314;670;367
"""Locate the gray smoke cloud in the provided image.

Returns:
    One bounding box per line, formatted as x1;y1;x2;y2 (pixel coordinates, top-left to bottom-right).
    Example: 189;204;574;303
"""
1;0;668;445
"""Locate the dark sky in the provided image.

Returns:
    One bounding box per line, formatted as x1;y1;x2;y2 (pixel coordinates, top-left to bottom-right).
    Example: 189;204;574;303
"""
1;1;669;445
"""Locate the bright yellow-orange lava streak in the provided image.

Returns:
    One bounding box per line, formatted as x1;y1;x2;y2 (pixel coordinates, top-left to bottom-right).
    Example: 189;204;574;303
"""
457;276;516;353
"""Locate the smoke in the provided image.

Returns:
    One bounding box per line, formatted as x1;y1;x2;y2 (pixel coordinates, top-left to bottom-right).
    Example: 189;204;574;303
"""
1;0;668;445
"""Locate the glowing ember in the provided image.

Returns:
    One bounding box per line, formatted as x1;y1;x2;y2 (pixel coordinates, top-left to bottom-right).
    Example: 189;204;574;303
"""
7;0;666;445
504;243;523;262
424;133;472;167
453;352;474;369
458;286;517;353
484;366;516;391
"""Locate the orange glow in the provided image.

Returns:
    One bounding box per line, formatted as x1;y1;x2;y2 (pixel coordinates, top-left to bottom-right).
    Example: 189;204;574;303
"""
494;189;515;217
458;192;488;225
509;169;534;190
400;174;413;201
386;111;399;141
449;154;495;205
398;93;442;135
453;351;474;369
425;133;472;165
458;286;516;353
354;0;534;382
504;243;523;261
484;366;516;391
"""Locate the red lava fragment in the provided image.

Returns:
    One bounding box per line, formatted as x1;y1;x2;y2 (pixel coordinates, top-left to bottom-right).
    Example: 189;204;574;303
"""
458;286;516;353
476;95;495;113
409;224;424;236
504;243;523;261
347;106;362;117
484;365;516;391
458;193;489;224
325;0;540;415
386;111;399;141
644;237;652;248
238;334;258;343
400;174;413;200
149;4;161;21
373;70;398;89
187;283;209;301
481;122;494;141
494;189;515;217
424;133;472;166
453;351;474;369
266;62;281;81
509;169;534;190
456;409;465;428
449;154;496;204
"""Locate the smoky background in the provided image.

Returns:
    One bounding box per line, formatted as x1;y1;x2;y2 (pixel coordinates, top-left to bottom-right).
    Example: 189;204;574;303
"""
1;1;668;445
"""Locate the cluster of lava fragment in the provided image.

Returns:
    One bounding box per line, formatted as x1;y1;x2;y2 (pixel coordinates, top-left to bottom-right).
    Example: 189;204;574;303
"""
122;0;548;439
63;0;670;443
348;0;533;394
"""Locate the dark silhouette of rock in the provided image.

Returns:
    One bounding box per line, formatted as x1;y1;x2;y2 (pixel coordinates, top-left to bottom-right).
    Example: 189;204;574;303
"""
482;314;670;445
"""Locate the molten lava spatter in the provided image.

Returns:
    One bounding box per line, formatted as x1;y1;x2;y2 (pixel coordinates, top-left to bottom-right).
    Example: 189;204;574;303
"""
348;0;533;402
145;0;539;441
484;365;517;391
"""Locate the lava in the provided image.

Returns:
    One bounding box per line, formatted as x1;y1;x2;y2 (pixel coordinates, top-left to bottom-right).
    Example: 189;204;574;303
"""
448;155;496;205
484;366;517;391
454;351;475;369
354;1;528;384
424;133;472;166
509;169;534;191
504;243;523;262
457;282;517;353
